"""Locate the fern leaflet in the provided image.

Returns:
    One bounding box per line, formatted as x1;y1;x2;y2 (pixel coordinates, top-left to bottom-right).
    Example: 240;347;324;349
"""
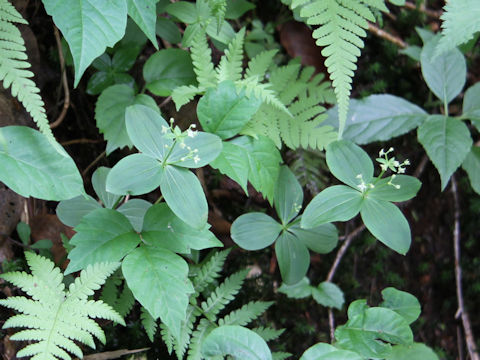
160;322;175;354
218;301;274;326
216;27;245;83
206;0;227;33
253;326;285;342
273;351;293;360
187;318;216;360
245;49;278;79
192;249;230;294
141;307;158;342
174;305;201;359
192;30;217;89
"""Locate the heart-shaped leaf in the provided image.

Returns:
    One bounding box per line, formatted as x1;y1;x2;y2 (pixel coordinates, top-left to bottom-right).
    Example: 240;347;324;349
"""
312;282;344;309
380;288;421;325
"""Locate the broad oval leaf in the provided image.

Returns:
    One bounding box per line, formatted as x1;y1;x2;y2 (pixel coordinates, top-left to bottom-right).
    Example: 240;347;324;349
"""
418;115;472;190
368;175;421;202
143;48;196;96
312;282;344;309
278;277;312;299
167;132;223;168
197;81;262;139
202;325;272;360
42;0;128;86
0;126;84;200
160;165;208;229
66;208;140;274
275;231;310;285
360;198;411;255
125;104;172;160
122;245;194;339
231;213;282;251
274;166;304;224
326;140;374;188
210;142;249;194
106;154;164;195
127;0;158;48
92;167;121;209
117;198;152;232
462;146;480;194
380;288;421;325
463;82;480;126
301;185;363;228
56;195;101;227
290;220;338;254
387;343;439;360
420;37;466;105
300;343;362;360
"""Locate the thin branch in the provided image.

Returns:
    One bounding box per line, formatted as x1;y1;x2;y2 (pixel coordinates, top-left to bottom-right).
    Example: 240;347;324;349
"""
368;23;407;48
328;309;335;343
451;176;479;360
50;26;70;129
404;1;442;18
60;138;102;146
82;150;106;177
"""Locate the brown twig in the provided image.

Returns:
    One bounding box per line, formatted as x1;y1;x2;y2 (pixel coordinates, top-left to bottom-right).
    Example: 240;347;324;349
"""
50;26;70;129
451;176;479;360
159;96;172;108
404;1;442;18
82;150;106;177
368;23;407;49
60;138;102;146
328;309;335;343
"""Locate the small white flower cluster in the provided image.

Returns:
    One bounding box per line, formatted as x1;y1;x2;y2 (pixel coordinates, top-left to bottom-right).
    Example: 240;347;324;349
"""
161;118;200;164
376;147;410;174
356;174;374;193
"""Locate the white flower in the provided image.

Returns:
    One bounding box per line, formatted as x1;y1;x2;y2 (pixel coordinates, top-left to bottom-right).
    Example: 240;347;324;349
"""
193;155;200;164
161;125;169;134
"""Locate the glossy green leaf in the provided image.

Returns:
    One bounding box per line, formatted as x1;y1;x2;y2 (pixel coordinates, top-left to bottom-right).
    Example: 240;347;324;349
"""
420;37;466;105
301;185;363;228
167;132;223;168
202;325;272;360
143;49;196;96
225;0;255;19
125;104;172;160
289;220;338;254
462;82;480;126
95;85;158;155
42;0;128;87
312;282;344;309
274;166;304;224
197;81;262;139
210;142;249;194
326;140;374;188
92;167;121;209
300;343;362;360
368;175;421;202
418;115;472;190
347;299;368;319
232;135;282;203
275;231;310;285
0;126;84;200
462;146;480;194
107;154;164;195
165;1;197;23
380;288;421;325
112;45;141;72
117;199;152;232
56;195;101;227
278;277;312;299
387;343;439;360
141;203;222;253
87;71;135;96
122;245;194;339
127;0;158;48
160;165;208;229
156;17;182;44
360;198;411;255
325;95;428;145
66;209;140;274
231;213;282;251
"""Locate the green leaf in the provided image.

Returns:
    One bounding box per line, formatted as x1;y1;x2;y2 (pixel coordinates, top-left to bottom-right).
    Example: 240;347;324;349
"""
387;343;439;360
87;71;135;96
106;154;164;195
417;115;472;190
462;82;480;127
122;245;194;339
42;0;128;87
160;165;208;229
347;299;368;319
112;45;141;72
56;195;101;227
127;0;158;48
326;140;373;188
301;185;363;228
420;37;466;105
325;95;428;145
0;126;84;200
360;198;411;255
275;231;310;285
66;209;140;274
232;135;282;203
300;343;362;360
117;199;152;232
143;48;196;96
274;166;303;224
92;167;121;209
197;81;262;139
210;142;249;193
202;325;272;360
16;222;31;246
380;288;421;325
125;104;172;159
231;213;282;251
311;282;344;309
167;132;223;168
368;175;421;202
462;146;480;195
166;1;197;23
30;239;53;250
225;0;255;19
141;203;222;253
289;220;338;254
95;84;158;155
156;17;182;44
278;277;312;299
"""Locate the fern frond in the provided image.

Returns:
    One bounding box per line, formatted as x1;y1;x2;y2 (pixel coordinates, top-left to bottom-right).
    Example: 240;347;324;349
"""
174;305;201;360
216;28;246;83
0;0;55;142
253;326;285;342
172;85;202;110
115;285;135;317
187;318;215;360
0;253;124;360
191;249;231;294
141;307;158;342
160;322;175;354
436;0;480;56
245;49;278;80
290;0;387;138
191;30;217;89
273;351;293;360
206;0;227;33
100;276;121;306
200;269;249;321
237;77;290;114
218;301;273;326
